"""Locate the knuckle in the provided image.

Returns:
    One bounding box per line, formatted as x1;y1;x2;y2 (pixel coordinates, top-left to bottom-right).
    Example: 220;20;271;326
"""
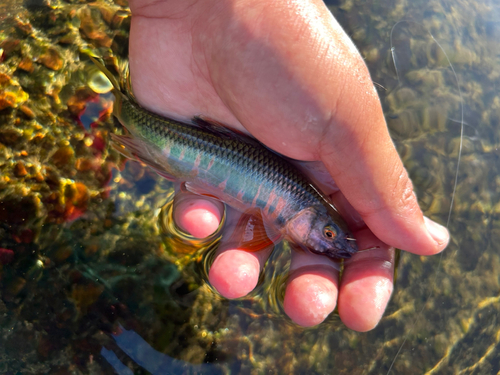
391;163;420;215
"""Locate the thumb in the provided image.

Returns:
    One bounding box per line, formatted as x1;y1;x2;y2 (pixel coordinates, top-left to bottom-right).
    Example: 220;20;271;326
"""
320;85;449;255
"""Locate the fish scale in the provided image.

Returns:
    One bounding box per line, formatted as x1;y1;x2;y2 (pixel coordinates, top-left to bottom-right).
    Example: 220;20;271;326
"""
122;99;318;211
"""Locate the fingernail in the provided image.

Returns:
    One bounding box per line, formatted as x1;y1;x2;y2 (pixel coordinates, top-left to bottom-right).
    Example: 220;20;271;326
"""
424;216;450;248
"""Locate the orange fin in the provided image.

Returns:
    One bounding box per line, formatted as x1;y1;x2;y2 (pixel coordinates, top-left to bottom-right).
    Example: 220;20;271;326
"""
226;211;282;253
183;181;283;251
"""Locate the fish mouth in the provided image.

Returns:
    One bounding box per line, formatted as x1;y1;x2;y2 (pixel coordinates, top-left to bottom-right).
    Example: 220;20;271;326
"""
331;250;353;259
309;240;358;260
328;237;358;259
309;247;353;260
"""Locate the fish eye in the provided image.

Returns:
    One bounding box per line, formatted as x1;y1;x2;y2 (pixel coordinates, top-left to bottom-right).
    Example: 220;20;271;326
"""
323;226;337;239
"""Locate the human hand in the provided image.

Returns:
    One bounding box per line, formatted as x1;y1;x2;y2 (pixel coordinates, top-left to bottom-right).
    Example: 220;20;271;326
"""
128;0;449;330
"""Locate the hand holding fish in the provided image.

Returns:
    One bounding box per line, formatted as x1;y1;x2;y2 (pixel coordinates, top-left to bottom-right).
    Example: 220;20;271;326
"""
127;0;450;330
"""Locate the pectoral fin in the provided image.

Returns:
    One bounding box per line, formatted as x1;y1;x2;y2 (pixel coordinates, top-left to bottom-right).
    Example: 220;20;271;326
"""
226;211;282;253
182;181;283;250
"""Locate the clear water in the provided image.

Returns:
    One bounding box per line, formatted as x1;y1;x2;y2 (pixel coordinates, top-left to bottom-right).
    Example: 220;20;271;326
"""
0;0;499;373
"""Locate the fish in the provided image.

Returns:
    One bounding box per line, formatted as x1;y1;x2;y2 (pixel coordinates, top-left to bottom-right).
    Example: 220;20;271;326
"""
89;55;357;259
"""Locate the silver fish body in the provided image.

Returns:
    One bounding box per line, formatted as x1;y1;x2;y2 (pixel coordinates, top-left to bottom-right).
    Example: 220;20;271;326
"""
93;56;357;259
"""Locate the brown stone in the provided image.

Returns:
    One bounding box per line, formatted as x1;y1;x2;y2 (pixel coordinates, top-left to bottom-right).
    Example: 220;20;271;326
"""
19;104;35;118
0;73;11;86
111;10;131;30
67;87;96;116
67;182;89;208
33;171;44;182
62;182;89;221
52;145;75;168
58;32;77;44
0;39;20;56
18;56;34;73
97;5;115;25
78;6;113;47
38;47;63;71
0;87;28;110
14;17;33;36
0;128;23;144
75;157;93;172
0;91;17;110
14;161;28;177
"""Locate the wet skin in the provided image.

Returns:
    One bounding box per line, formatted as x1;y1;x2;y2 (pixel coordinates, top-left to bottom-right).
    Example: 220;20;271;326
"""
128;0;450;329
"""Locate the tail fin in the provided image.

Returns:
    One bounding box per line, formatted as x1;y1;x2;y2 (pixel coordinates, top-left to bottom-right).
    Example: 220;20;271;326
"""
88;56;120;92
85;52;129;117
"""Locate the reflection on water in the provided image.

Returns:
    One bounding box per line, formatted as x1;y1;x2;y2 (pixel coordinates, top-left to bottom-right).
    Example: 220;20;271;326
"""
0;0;499;373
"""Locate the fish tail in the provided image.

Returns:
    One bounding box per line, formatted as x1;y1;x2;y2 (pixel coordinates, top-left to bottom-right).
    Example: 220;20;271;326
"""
88;55;121;94
85;53;129;119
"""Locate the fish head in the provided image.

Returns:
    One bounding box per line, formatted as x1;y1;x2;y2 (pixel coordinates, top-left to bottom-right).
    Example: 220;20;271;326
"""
286;206;358;259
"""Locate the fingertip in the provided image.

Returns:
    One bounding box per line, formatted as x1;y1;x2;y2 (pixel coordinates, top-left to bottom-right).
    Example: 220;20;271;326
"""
338;245;394;332
361;210;449;256
338;275;393;332
283;268;338;327
209;249;260;299
424;216;450;251
174;197;223;238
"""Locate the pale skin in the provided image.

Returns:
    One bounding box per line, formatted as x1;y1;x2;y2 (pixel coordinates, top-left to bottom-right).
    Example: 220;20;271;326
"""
128;0;450;330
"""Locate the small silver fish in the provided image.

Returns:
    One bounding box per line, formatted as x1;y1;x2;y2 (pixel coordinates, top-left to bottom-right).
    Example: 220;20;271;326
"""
91;56;357;259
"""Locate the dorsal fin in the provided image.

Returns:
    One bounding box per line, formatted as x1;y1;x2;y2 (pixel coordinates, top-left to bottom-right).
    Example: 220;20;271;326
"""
191;115;262;146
